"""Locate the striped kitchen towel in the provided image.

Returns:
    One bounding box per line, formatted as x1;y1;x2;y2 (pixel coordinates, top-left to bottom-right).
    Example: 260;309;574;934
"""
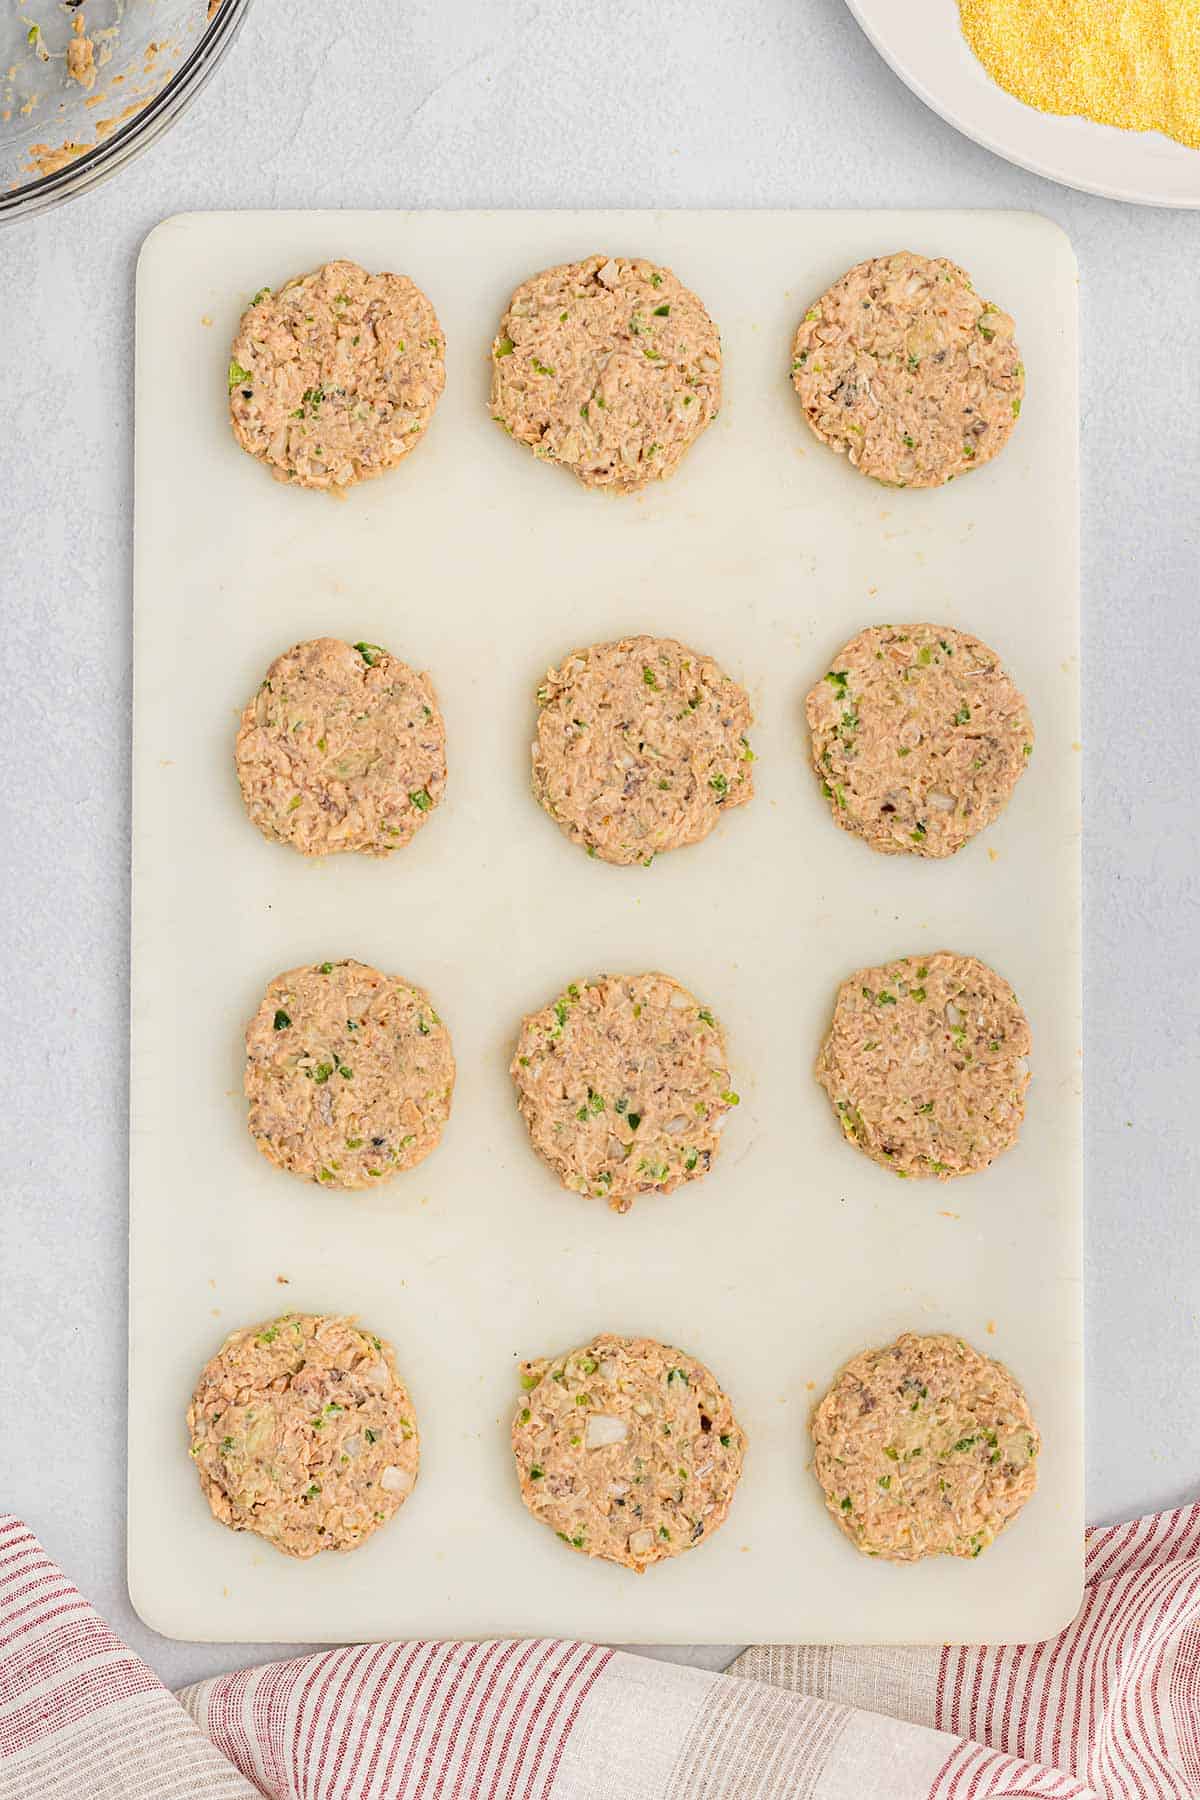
1;1506;1197;1798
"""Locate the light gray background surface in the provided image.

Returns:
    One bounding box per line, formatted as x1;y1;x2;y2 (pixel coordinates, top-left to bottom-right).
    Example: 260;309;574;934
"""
1;0;1197;1693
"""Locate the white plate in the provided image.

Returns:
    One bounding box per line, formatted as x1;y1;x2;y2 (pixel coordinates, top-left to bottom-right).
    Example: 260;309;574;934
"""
130;209;1082;1646
845;0;1200;208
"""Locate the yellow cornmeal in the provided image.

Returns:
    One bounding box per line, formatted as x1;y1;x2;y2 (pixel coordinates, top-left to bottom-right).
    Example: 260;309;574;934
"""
959;0;1200;148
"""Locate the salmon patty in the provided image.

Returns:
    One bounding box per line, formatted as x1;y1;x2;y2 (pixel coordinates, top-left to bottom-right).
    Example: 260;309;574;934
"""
490;254;721;492
512;1334;746;1570
235;638;447;857
532;636;753;865
187;1312;419;1558
806;623;1033;857
244;959;455;1188
816;950;1031;1179
511;972;737;1211
228;259;445;491
791;252;1023;488
811;1331;1040;1562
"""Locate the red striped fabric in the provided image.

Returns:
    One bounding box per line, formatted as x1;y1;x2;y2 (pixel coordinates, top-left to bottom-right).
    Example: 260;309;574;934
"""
0;1518;258;1800
182;1635;612;1800
927;1739;1091;1797
3;1507;1198;1798
934;1503;1200;1799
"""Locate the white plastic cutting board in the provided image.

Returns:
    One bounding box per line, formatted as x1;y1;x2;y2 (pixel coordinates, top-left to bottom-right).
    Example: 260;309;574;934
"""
130;210;1081;1647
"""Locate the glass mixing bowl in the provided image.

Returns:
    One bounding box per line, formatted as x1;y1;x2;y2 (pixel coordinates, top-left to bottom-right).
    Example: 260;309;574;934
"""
0;0;251;223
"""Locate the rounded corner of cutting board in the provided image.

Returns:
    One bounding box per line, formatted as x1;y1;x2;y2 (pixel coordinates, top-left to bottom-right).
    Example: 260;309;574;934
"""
126;1547;192;1644
137;211;209;284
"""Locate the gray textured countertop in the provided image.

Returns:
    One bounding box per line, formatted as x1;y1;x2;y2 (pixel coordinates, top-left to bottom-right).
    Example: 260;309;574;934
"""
2;0;1198;1693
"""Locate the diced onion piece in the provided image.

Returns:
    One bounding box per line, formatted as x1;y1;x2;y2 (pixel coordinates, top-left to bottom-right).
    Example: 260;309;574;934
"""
585;1413;628;1450
628;1527;655;1556
380;1463;414;1495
